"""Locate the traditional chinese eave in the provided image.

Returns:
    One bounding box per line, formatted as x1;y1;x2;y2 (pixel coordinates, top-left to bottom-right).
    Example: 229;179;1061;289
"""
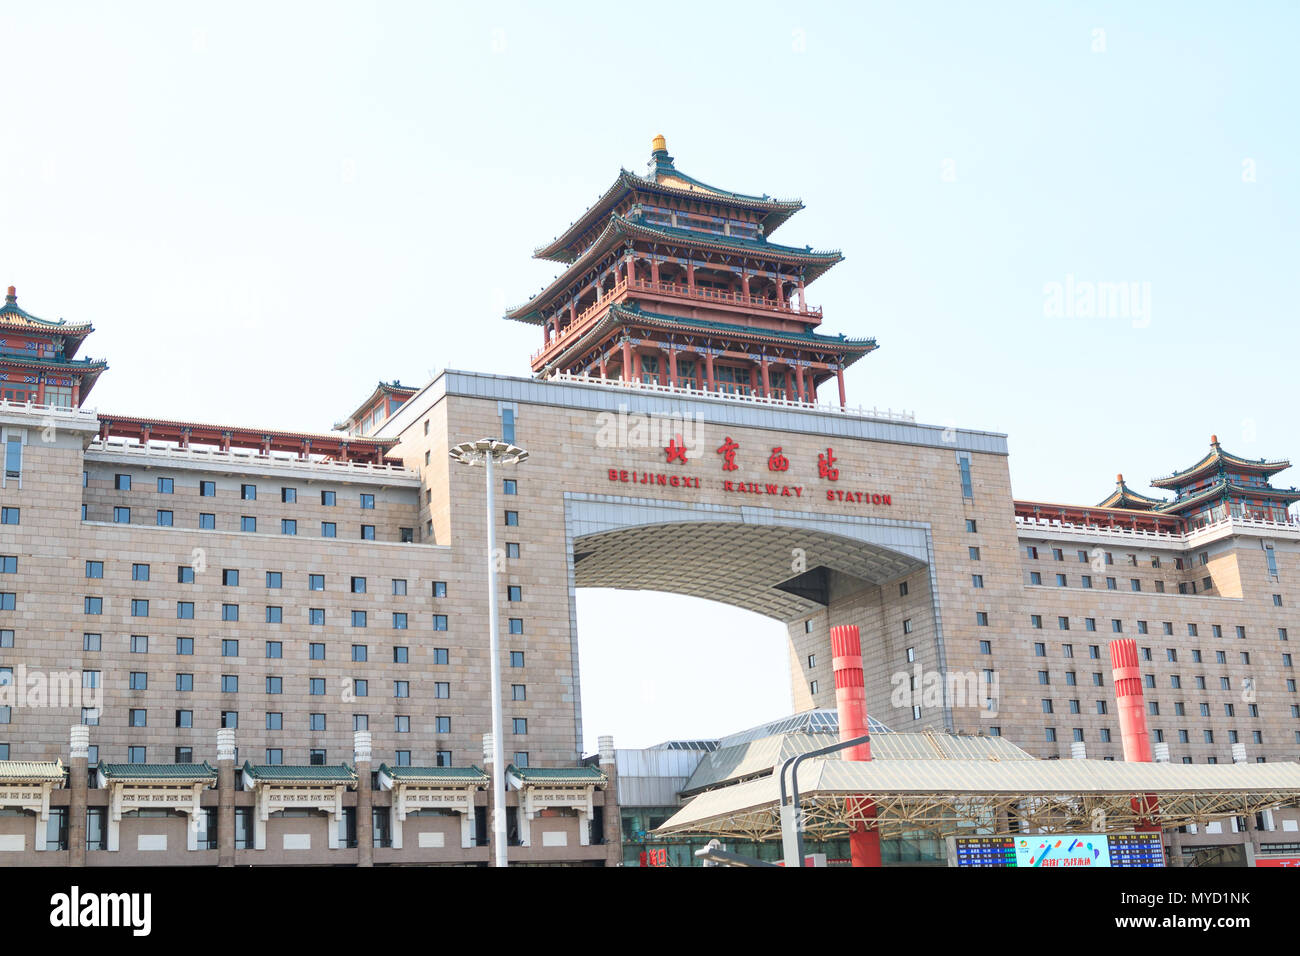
97;762;218;785
613;303;874;352
1097;473;1169;511
333;380;418;432
535;302;874;379
505;764;607;788
241;762;358;786
1151;435;1291;490
377;764;489;787
533;138;804;263
507;213;843;326
0;354;108;400
0;287;94;357
96;412;400;464
0;760;65;784
1154;479;1300;514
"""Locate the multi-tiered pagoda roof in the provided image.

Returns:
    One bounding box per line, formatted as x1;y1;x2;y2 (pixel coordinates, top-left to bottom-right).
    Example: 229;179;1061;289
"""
0;286;107;404
505;137;876;408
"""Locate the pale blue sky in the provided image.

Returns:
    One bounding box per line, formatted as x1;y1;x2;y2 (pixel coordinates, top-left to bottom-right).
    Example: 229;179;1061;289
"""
2;2;1296;752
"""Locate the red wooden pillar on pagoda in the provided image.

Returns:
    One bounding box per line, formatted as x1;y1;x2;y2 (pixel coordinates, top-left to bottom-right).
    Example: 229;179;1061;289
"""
830;624;882;867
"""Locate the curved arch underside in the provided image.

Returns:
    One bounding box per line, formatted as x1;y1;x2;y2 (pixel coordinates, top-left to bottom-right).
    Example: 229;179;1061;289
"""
573;522;925;621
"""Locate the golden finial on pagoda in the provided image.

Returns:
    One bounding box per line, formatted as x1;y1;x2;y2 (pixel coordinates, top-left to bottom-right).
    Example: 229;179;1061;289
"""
651;134;667;154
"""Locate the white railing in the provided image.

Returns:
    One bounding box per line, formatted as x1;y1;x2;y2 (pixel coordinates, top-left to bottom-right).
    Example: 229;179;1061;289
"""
1015;515;1183;544
0;397;99;422
1016;512;1300;544
545;371;916;423
86;438;419;478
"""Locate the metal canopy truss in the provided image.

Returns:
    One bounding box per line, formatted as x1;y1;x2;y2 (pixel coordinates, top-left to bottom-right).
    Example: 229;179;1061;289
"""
656;757;1300;843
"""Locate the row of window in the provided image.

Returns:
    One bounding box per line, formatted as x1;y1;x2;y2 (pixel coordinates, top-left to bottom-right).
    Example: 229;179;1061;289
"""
59;638;524;666
1035;725;1290;754
977;611;1289;643
1031;640;1298;669
87;564;456;597
1024;665;1294;699
0;742;528;772
74;635;468;662
86;674;438;698
75;597;522;621
96;508;400;539
1025;545;1215;570
66;665;526;696
111;708;531;734
105;475;377;510
1024;617;1287;642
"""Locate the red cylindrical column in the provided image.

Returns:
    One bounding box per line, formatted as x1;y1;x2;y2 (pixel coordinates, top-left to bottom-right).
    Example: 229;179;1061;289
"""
1109;638;1152;763
1109;638;1160;832
830;624;882;867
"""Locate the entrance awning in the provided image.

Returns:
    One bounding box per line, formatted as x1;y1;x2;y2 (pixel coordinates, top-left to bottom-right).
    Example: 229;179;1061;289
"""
656;757;1300;840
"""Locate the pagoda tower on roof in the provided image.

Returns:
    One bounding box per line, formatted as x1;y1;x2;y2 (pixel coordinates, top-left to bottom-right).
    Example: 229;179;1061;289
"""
1100;435;1300;528
0;286;107;406
505;137;877;407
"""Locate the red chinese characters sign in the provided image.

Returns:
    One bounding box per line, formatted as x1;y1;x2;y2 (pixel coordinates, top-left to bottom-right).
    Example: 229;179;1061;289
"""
609;438;891;507
640;848;669;867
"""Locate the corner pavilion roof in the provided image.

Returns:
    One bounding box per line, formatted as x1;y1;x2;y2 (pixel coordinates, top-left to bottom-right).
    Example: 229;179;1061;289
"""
1151;435;1291;490
1152;479;1300;514
1;286;104;384
1;286;93;343
1097;473;1169;511
334;380;418;432
533;136;805;263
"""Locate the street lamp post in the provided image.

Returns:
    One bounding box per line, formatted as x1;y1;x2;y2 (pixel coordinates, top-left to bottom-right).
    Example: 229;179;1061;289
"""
449;438;528;867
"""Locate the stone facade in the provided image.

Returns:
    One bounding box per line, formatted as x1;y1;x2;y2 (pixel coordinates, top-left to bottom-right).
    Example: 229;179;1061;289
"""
3;363;1300;864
